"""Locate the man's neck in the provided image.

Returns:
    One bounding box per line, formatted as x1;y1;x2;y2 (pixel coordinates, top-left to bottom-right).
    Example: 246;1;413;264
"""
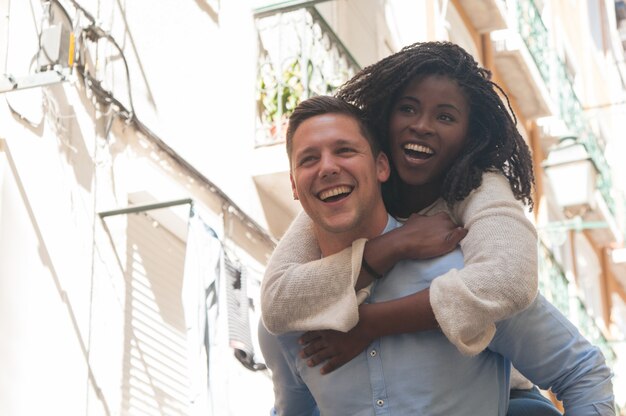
316;209;389;257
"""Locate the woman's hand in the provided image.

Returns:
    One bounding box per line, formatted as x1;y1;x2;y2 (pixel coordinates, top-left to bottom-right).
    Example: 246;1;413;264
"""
298;323;372;375
396;212;467;259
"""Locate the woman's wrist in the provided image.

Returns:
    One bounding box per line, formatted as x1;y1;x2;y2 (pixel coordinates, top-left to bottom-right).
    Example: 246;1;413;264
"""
364;231;404;274
380;226;411;262
357;304;377;340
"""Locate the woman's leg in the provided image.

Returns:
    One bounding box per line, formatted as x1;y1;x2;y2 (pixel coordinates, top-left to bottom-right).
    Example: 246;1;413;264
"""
507;386;562;416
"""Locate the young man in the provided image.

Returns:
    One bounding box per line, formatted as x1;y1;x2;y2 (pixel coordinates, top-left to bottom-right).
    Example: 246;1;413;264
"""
258;96;615;415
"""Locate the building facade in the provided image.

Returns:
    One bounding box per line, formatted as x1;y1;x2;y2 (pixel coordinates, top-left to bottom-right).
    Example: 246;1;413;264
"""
0;0;624;414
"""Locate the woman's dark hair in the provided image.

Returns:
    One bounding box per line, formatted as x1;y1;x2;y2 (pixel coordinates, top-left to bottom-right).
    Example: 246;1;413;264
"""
336;41;535;211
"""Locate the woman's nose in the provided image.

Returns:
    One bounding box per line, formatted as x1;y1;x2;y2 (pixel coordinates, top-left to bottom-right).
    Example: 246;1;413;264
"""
410;115;434;135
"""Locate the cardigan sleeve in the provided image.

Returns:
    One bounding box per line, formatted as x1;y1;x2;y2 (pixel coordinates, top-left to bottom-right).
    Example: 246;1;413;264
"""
260;211;367;334
429;172;539;355
261;173;539;357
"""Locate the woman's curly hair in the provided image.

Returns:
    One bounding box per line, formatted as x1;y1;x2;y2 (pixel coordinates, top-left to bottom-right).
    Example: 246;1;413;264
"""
335;41;535;212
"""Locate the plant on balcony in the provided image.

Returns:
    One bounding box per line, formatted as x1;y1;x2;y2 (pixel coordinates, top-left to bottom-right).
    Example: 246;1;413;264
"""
257;58;308;139
257;54;349;143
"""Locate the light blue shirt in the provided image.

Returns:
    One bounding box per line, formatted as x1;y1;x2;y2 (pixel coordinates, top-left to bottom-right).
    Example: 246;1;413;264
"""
258;216;615;415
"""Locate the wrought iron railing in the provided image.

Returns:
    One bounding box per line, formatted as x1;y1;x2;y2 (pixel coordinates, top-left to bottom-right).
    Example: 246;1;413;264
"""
538;241;617;367
254;6;360;147
512;0;617;215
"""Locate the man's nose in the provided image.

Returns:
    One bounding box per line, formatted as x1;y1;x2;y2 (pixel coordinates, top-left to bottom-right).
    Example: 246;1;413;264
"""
318;155;340;179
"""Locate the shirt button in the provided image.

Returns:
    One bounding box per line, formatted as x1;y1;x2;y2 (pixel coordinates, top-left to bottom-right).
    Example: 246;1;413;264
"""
376;399;384;407
369;349;377;357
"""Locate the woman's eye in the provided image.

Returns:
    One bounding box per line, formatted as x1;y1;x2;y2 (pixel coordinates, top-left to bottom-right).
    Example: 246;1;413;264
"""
398;105;415;114
439;114;454;122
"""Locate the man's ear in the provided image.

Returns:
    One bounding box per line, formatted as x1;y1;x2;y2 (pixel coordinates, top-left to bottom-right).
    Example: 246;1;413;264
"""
376;152;391;183
290;173;299;200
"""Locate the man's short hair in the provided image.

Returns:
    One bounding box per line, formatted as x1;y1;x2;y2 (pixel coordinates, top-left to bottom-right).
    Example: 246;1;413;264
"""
285;95;380;164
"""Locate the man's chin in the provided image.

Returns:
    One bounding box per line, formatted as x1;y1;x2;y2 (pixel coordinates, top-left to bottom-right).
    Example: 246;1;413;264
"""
318;216;359;235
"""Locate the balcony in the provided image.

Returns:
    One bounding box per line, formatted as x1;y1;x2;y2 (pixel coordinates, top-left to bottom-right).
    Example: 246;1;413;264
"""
457;0;508;33
254;6;360;148
500;0;622;243
490;0;554;120
491;29;553;120
252;5;360;237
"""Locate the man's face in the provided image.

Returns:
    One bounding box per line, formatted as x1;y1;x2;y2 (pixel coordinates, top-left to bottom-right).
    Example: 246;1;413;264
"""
290;113;390;237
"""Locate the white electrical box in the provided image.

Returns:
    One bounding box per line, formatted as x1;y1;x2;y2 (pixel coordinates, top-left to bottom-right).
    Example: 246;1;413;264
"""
37;24;72;70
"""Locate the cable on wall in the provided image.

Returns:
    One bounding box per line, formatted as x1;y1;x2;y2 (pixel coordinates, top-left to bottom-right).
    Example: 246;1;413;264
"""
62;0;277;249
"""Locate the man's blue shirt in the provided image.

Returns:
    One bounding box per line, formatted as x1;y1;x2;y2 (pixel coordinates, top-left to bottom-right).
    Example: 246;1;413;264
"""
258;216;614;415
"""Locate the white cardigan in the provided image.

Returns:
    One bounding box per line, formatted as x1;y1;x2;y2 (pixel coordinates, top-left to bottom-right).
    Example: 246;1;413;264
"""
260;172;539;358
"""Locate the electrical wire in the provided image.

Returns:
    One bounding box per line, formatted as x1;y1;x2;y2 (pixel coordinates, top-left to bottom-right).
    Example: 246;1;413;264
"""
49;0;74;27
66;0;277;247
3;0;45;128
4;0;76;126
82;24;135;117
3;0;276;249
68;0;95;23
37;1;75;71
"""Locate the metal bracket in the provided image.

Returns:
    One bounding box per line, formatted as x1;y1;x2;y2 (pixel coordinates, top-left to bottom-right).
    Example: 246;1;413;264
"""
0;69;71;94
98;198;194;218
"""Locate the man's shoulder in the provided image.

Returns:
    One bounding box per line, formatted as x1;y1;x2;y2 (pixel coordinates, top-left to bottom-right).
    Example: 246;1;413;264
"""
384;214;402;232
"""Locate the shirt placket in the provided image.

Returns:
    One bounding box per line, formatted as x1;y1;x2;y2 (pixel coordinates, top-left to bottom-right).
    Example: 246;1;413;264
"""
366;338;390;415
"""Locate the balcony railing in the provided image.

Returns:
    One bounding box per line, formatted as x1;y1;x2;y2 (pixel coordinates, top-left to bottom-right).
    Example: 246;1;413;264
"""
512;0;617;216
538;241;617;367
254;6;360;147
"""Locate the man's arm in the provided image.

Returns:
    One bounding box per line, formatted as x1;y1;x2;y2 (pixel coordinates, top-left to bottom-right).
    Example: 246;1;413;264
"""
489;294;615;415
257;321;319;416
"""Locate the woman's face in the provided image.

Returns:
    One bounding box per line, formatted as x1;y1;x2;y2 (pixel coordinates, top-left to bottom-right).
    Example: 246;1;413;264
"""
387;74;470;189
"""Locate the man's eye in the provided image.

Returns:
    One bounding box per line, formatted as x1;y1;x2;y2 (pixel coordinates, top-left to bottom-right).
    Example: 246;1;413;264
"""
338;147;356;154
298;156;316;166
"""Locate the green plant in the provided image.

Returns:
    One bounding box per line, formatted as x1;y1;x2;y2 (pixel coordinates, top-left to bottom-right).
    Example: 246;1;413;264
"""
258;58;311;126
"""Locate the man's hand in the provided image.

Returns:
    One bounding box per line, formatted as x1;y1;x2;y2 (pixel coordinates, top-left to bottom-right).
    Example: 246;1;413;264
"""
298;324;371;375
395;212;467;259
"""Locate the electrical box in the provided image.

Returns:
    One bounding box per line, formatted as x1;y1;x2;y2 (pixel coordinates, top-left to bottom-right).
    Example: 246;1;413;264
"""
37;24;72;70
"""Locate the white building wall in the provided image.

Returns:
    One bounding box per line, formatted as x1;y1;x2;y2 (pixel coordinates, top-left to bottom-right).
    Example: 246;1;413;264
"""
0;151;96;415
1;1;277;414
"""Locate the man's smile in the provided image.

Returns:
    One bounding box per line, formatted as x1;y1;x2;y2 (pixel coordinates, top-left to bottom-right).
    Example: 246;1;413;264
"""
318;185;353;202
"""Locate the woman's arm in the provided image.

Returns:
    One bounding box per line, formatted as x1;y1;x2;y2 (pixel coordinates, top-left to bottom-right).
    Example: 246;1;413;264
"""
260;211;464;335
354;173;538;353
429;171;538;355
300;172;538;372
260;211;363;334
358;212;467;290
298;292;436;374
